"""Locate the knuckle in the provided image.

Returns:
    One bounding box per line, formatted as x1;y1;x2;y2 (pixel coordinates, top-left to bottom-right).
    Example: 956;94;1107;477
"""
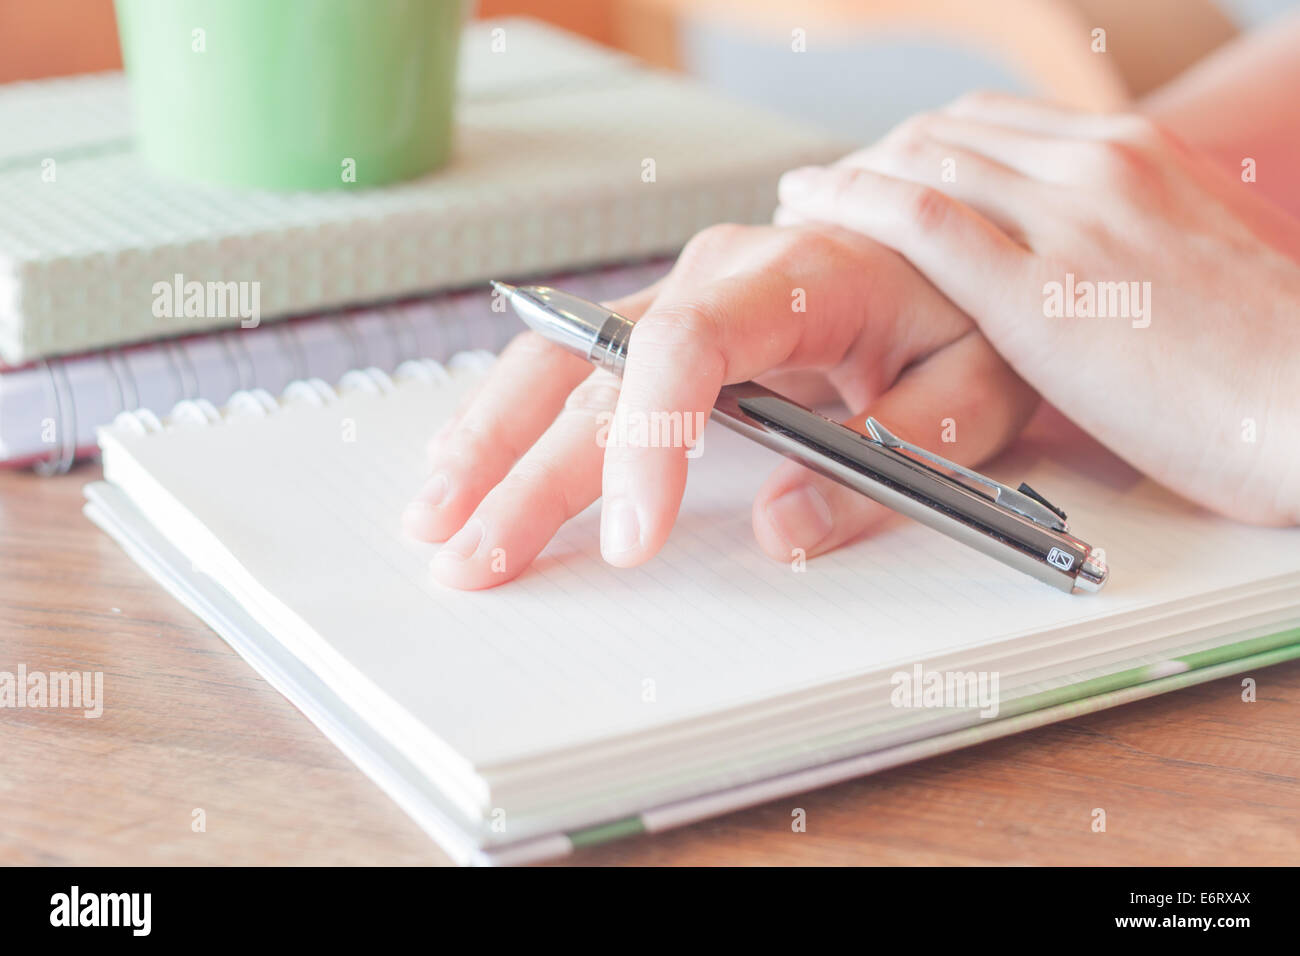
501;454;559;494
774;221;837;254
628;303;728;380
563;377;622;415
906;184;953;233
630;303;719;353
498;459;572;521
879;117;937;168
678;222;750;266
782;224;843;263
821;165;871;208
452;417;525;468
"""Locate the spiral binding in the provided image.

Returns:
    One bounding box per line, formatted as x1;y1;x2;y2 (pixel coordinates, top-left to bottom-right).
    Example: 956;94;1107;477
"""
28;259;670;472
33;359;77;476
106;350;497;436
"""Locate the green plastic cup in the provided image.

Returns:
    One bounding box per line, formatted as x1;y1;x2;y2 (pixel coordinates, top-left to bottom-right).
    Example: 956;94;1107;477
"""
114;0;464;190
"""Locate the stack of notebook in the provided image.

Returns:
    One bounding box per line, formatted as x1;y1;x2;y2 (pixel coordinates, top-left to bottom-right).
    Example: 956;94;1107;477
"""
0;18;843;467
87;358;1300;864
1;260;669;469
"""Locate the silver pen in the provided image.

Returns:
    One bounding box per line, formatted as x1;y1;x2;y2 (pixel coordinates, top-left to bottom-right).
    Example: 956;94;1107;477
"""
492;281;1108;594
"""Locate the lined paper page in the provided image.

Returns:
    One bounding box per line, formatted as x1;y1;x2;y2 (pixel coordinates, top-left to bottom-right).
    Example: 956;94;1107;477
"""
103;367;1300;768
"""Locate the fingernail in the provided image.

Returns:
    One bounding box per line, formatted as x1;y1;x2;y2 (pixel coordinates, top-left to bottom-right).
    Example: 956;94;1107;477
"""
766;485;834;551
419;472;450;508
402;474;451;537
401;500;437;537
435;518;485;563
601;497;641;557
778;166;822;201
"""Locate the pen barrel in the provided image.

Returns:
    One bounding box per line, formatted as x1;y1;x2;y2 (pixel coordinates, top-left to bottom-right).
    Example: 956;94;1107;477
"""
711;382;1105;594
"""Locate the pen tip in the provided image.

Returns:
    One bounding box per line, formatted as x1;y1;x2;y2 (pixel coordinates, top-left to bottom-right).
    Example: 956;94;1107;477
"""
490;280;517;297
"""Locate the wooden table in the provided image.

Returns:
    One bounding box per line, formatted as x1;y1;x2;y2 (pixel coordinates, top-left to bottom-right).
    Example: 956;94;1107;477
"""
2;464;1297;866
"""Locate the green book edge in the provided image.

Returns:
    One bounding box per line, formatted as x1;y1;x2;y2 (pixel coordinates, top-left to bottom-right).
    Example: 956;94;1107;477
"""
565;630;1300;849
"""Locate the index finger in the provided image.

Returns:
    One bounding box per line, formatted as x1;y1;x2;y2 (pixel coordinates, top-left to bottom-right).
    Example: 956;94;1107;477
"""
405;279;664;544
597;230;971;567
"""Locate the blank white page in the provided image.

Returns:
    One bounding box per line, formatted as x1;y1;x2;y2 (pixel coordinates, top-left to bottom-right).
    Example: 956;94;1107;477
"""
100;364;1300;770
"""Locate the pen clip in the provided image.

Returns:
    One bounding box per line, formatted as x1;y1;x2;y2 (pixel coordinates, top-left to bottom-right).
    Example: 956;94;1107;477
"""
863;418;1069;531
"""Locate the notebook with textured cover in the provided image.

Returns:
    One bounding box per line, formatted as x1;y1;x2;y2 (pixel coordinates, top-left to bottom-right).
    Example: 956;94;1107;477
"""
0;18;844;363
87;356;1300;863
0;259;668;470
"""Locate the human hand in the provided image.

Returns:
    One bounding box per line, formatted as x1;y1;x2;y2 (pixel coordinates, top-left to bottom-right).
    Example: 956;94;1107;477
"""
404;223;1040;588
777;93;1300;525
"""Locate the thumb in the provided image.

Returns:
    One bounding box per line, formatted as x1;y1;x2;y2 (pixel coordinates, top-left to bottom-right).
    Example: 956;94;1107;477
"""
752;332;1039;562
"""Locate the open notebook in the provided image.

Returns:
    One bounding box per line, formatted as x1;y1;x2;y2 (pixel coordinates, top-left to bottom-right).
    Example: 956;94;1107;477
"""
87;357;1300;863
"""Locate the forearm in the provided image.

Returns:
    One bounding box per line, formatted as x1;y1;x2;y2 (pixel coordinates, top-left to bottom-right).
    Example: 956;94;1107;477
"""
1140;11;1300;219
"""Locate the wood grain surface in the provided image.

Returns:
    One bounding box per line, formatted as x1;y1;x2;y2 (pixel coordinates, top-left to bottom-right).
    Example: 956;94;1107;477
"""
1;465;1296;866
